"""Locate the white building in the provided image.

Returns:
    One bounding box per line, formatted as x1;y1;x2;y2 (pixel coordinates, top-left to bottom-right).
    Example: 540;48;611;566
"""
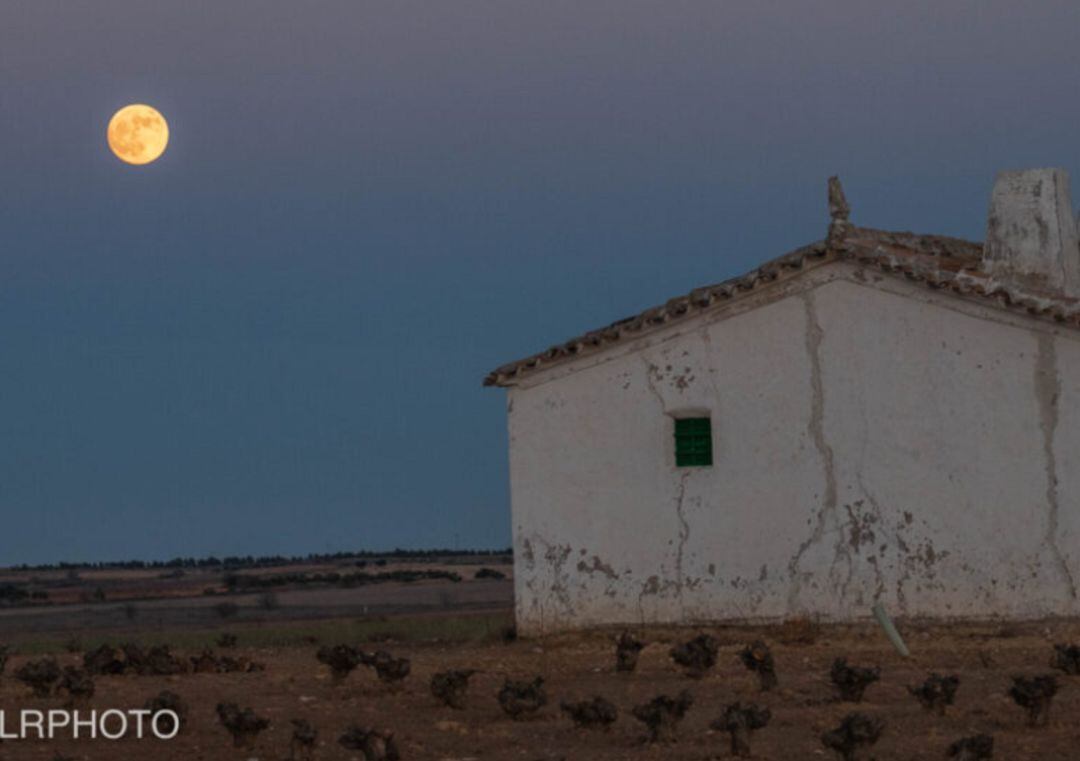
486;169;1080;635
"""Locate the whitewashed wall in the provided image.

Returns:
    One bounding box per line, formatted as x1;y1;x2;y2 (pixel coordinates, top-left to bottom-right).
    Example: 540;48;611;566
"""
504;263;1080;634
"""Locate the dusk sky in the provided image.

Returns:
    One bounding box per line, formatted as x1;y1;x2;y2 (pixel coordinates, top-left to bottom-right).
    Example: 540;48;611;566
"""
3;1;1080;564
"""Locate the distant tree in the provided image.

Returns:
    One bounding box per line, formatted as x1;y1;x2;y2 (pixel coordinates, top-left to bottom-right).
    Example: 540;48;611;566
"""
475;568;507;580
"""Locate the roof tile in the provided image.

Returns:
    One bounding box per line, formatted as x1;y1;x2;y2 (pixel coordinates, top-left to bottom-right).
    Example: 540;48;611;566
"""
484;214;1080;387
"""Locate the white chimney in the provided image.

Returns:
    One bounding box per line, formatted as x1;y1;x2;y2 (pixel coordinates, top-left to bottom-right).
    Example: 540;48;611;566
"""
984;168;1080;297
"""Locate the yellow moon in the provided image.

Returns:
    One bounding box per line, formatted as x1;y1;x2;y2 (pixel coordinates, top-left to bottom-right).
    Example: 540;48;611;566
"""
107;104;169;165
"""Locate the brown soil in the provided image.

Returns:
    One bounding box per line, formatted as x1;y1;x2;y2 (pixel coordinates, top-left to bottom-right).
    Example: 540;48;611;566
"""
3;617;1080;760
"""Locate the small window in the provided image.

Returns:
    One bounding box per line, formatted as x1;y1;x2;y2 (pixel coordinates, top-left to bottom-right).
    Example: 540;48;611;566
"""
674;417;712;467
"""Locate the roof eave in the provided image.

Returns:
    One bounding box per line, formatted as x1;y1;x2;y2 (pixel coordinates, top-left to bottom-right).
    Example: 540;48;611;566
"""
483;240;831;387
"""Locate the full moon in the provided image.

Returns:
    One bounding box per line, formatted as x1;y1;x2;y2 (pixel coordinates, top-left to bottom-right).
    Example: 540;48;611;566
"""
107;104;169;165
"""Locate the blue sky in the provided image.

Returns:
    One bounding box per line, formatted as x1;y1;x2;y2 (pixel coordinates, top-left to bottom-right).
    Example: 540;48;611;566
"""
3;1;1080;563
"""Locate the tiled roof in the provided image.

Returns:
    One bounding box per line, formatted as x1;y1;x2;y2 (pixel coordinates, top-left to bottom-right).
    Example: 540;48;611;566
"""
484;181;1080;388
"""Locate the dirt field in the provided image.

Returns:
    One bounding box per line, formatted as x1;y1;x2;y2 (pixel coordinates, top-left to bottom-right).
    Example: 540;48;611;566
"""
0;558;512;607
0;563;513;642
3;614;1080;760
0;580;513;643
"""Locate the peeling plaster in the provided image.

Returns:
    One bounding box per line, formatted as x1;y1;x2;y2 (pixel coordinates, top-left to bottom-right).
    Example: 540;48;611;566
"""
576;554;622;599
636;575;661;623
642;357;668;411
577;555;619;580
854;479;890;605
520;535;575;630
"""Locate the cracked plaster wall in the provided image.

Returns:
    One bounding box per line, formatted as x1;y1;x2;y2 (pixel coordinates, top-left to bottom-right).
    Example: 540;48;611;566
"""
505;272;1080;634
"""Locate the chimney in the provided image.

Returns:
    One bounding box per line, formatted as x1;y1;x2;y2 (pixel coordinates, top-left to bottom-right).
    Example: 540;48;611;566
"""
984;168;1080;297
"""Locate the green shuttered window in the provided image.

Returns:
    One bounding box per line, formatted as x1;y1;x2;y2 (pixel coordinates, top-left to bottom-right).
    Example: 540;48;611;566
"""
674;417;712;467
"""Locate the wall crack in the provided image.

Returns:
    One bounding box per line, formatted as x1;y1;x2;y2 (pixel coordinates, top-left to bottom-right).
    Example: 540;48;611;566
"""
673;471;691;612
787;291;848;611
1035;332;1077;599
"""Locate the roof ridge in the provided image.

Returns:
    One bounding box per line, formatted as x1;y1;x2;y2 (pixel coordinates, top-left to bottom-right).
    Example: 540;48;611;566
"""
484;181;1080;388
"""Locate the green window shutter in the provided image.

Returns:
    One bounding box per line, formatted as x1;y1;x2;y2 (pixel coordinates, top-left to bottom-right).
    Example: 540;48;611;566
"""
674;417;713;467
